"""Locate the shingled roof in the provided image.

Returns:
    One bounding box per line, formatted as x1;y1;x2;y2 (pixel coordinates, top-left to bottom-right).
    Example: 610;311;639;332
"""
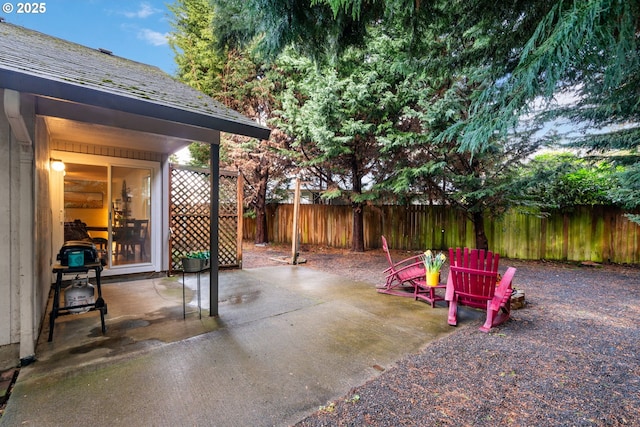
0;22;271;141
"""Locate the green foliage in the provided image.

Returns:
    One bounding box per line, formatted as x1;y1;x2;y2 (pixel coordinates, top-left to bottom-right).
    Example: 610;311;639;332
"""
243;209;256;219
187;250;210;259
421;250;447;273
213;0;384;62
168;0;223;169
269;1;640;165
188;141;211;167
626;214;640;225
318;401;336;413
345;394;360;404
168;0;224;92
186;0;640;233
514;152;621;211
610;164;640;212
270;8;547;249
274;24;416;205
168;153;180;164
376;14;539;220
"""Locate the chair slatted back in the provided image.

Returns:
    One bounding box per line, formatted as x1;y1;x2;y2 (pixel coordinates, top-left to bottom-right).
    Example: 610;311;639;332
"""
448;248;500;309
380;235;425;284
381;235;394;268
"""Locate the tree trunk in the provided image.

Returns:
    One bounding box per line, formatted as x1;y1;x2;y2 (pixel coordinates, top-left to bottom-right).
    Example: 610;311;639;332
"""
352;202;365;252
351;158;365;252
472;211;489;251
254;170;269;244
255;209;268;244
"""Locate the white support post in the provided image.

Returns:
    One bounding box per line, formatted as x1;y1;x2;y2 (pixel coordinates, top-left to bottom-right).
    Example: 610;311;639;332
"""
4;89;36;362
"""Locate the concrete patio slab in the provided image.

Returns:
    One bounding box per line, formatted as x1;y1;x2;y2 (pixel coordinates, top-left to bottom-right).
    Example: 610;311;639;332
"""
0;265;481;427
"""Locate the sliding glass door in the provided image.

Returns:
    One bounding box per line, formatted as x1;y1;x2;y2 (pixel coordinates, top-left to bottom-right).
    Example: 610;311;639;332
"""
52;152;159;274
111;166;152;266
61;162;109;257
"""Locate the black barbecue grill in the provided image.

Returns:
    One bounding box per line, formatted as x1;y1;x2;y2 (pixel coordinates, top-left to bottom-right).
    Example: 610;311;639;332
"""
56;240;100;267
49;241;107;341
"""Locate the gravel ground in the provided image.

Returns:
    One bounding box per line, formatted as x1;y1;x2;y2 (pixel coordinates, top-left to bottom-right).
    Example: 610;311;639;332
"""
243;242;640;427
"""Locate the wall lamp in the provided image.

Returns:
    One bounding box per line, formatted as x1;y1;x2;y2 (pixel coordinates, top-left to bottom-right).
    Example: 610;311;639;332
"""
50;158;65;172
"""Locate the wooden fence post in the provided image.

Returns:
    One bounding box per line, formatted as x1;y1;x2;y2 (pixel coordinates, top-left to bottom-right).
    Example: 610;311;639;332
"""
291;177;301;264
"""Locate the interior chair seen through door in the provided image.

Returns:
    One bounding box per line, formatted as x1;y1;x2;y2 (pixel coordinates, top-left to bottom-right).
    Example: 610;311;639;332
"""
115;219;148;260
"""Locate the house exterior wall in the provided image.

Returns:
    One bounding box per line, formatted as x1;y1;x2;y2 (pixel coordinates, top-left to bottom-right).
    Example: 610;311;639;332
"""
34;115;53;358
0;90;42;370
0;89;19;368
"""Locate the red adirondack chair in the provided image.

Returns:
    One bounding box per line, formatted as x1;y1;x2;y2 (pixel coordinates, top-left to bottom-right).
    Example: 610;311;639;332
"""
445;247;516;332
377;236;426;297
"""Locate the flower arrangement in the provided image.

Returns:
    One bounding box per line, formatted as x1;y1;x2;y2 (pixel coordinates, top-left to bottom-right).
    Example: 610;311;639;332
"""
422;250;447;273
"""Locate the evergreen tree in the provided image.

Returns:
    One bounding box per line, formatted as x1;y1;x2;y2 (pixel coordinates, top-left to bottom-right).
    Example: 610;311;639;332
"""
374;6;543;250
168;0;223;93
169;0;293;244
245;0;640;228
274;26;422;251
327;0;640;222
217;47;293;244
212;0;383;61
223;0;553;249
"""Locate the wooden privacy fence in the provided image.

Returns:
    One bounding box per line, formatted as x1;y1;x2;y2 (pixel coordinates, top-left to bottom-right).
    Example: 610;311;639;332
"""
243;204;640;264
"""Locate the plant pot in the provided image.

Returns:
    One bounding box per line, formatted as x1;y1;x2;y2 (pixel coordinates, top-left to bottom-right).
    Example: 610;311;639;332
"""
426;271;440;287
182;257;205;273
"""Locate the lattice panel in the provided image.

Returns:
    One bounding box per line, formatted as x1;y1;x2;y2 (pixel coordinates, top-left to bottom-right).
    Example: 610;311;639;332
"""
170;165;240;272
219;172;240;268
219;216;238;266
220;175;238;216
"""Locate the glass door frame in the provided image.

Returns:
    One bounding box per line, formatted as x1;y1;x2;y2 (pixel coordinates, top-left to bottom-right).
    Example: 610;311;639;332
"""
110;164;153;267
51;151;161;276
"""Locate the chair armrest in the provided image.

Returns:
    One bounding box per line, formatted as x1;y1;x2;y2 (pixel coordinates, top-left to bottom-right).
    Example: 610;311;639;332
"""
490;267;516;310
445;271;454;301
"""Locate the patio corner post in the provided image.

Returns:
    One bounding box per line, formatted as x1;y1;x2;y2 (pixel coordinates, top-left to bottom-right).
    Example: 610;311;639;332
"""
210;141;219;316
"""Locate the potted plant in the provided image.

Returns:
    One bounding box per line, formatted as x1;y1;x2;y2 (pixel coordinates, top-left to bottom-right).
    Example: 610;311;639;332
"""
422;250;447;286
181;250;210;272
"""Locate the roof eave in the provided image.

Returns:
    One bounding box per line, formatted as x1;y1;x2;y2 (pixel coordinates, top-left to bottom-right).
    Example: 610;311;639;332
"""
0;68;272;141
